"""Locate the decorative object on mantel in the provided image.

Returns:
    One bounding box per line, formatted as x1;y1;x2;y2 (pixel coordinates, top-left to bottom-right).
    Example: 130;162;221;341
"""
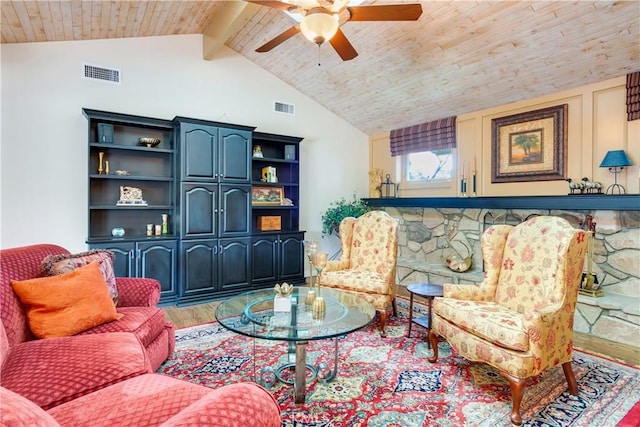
321;194;370;237
565;178;584;194
580;177;602;194
116;186;147;206
565;177;603;195
368;169;383;198
579;215;602;297
491;104;567;183
441;223;472;273
382;174;399;198
138;137;161;148
599;149;633;194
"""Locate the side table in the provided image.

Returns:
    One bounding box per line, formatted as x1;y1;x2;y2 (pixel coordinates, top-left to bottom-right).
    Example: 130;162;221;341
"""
407;283;444;348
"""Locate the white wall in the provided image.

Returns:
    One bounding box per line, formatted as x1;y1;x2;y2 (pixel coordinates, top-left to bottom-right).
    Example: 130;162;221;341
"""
1;35;368;253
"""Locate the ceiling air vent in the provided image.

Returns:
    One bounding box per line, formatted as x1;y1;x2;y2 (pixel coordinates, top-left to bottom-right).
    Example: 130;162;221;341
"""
274;101;295;115
83;64;121;84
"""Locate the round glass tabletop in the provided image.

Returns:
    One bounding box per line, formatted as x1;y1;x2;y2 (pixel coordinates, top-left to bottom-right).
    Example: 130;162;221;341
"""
215;286;376;342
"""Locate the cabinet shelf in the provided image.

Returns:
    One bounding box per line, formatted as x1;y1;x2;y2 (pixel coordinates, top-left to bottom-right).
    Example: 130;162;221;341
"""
90;143;174;154
90;174;173;182
251;205;297;210
87;235;177;243
252;157;298;164
251;181;298;187
89;205;174;210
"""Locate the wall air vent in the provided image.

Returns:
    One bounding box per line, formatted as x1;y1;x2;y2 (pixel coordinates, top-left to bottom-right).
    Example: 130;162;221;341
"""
83;64;121;84
274;101;295;115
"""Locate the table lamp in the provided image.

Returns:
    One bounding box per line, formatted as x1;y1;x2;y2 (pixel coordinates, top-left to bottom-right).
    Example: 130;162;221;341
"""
599;150;633;194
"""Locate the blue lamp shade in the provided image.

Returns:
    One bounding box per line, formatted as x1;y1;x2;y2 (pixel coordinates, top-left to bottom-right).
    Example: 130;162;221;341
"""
599;150;633;168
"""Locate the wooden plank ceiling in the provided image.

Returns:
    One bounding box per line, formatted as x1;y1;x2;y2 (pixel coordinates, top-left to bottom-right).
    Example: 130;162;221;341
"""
2;1;638;135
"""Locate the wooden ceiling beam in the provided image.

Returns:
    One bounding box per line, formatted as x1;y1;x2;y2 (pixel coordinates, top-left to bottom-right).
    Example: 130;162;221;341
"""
203;2;261;61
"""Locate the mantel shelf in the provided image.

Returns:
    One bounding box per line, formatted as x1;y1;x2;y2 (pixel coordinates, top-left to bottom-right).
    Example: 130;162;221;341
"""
364;195;640;211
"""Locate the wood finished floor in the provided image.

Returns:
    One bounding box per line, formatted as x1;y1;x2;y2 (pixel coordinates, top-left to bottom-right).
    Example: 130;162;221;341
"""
163;286;640;368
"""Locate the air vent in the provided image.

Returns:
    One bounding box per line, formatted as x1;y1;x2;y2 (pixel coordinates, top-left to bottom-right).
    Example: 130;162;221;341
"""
83;64;121;84
274;101;295;115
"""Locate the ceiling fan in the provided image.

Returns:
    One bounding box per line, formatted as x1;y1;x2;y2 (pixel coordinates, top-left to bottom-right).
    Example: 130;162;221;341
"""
247;0;423;61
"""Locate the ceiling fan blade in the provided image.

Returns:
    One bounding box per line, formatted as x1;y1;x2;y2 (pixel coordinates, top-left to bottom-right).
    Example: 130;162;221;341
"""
329;28;358;61
245;1;296;12
347;4;423;21
256;25;301;52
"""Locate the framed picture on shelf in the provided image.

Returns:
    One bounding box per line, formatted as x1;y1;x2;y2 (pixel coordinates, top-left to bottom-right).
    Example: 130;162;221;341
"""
491;104;567;183
252;186;284;206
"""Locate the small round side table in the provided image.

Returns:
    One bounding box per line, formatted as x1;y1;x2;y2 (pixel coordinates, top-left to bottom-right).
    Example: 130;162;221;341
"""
407;283;444;348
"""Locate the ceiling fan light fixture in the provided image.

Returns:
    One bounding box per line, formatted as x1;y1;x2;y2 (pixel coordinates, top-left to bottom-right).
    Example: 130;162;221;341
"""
300;8;339;45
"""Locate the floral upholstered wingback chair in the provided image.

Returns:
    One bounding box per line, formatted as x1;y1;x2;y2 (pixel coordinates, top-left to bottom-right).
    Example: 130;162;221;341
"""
318;210;399;337
427;216;587;426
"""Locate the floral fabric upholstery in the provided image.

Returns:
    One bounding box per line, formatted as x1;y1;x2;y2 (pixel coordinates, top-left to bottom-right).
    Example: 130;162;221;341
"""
319;211;399;312
432;216;588;379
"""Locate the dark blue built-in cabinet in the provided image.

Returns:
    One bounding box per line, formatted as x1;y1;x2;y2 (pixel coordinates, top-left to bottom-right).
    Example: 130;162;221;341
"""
84;109;305;305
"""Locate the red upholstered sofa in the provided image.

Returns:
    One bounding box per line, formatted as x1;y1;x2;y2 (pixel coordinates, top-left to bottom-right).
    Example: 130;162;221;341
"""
0;244;282;426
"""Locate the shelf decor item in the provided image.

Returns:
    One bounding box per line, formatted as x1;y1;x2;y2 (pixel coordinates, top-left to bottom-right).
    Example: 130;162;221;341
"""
161;214;169;234
252;186;284;206
116;186;148;206
138;137;161;148
261;166;278;183
111;227;125;238
97;123;114;143
253;145;264;158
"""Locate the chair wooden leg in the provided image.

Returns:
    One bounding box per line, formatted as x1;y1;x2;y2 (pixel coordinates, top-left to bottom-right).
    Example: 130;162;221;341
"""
378;309;388;337
501;371;526;426
562;362;579;395
392;297;398;317
427;329;439;362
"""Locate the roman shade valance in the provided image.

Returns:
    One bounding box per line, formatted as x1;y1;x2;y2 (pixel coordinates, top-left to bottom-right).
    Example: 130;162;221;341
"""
627;71;640;121
389;116;456;157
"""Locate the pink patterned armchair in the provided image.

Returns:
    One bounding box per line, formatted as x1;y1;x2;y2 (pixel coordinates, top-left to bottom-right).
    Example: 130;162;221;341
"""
428;216;588;425
319;210;399;336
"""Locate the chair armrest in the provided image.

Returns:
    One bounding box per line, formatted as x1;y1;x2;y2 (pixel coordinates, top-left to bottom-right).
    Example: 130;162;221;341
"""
444;282;496;301
324;259;349;272
115;277;161;307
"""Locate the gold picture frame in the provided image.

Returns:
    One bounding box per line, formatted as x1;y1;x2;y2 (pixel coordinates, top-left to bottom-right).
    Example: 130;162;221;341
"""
491;104;568;183
252;186;284;206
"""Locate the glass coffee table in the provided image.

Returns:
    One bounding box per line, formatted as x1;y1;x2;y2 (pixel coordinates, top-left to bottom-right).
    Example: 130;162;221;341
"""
215;286;376;404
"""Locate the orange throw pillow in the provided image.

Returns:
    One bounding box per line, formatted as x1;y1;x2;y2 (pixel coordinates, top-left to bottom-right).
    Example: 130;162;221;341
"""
11;262;123;339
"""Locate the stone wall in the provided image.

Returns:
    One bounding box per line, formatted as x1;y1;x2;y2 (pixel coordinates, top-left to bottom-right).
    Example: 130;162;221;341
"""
383;207;640;349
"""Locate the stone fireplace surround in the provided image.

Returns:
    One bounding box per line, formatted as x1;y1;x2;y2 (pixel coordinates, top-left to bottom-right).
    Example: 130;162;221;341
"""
365;196;639;350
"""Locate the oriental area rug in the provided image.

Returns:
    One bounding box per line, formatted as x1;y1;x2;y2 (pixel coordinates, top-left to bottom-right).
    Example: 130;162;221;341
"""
158;299;640;426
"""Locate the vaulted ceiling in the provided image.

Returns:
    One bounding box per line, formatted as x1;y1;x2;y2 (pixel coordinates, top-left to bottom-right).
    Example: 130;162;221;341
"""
2;1;638;135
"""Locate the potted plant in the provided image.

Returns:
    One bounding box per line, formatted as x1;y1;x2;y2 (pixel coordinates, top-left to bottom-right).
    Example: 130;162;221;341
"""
321;194;371;237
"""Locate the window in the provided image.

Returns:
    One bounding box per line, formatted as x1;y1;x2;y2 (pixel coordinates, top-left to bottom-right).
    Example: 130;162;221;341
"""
405;148;453;182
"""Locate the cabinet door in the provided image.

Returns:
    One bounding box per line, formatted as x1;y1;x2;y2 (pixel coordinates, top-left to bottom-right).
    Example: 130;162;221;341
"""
89;242;134;277
219;184;250;236
279;233;305;281
182;183;218;239
181;240;218;298
219;237;251;292
136;240;177;300
219;128;251;183
251;235;278;285
180;123;219;182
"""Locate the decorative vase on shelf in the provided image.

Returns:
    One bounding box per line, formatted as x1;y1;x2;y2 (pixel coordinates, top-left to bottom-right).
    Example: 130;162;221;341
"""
111;227;125;238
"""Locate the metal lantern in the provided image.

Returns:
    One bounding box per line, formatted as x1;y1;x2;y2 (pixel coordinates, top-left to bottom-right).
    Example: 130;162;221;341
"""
382;174;398;198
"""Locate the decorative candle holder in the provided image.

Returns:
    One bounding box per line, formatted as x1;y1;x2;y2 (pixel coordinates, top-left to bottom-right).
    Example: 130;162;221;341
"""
305;290;316;306
305;240;318;286
312;296;326;320
313;251;328;290
98;152;105;175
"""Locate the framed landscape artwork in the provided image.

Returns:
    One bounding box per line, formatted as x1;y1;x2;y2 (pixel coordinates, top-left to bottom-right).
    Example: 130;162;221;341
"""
491;104;568;183
252;186;284;206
